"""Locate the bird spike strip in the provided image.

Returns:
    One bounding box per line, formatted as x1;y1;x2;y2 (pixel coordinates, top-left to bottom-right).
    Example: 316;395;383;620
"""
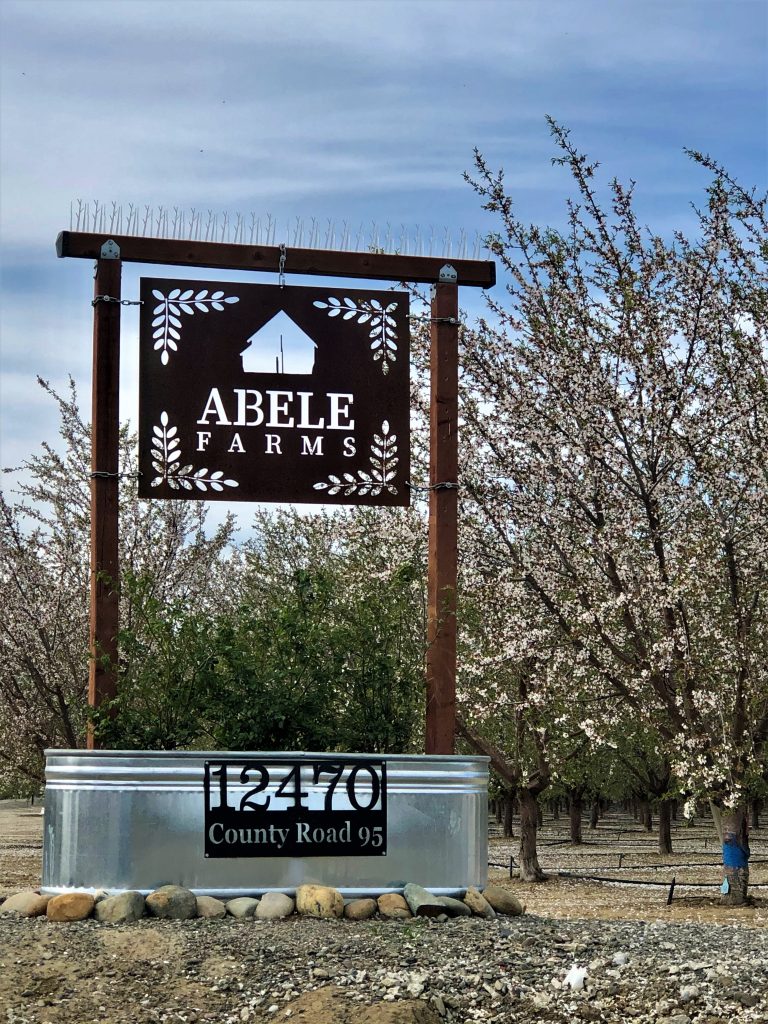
69;200;487;261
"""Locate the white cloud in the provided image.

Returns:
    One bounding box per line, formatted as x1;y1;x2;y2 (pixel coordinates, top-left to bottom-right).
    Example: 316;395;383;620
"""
0;0;764;533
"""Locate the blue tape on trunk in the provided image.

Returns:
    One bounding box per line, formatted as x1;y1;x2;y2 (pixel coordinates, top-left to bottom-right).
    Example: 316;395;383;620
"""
723;837;749;869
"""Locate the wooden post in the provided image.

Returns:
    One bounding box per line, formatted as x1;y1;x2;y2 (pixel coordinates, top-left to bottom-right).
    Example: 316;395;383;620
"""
425;278;459;754
88;255;122;748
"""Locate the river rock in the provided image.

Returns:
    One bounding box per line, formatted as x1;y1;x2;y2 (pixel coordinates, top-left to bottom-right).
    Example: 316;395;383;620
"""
0;891;51;917
146;884;197;920
439;896;472;917
403;883;445;918
735;993;760;1008
296;884;344;919
196;895;227;919
256;892;295;920
226;896;260;919
463;886;496;919
47;892;95;922
95;891;146;923
377;893;412;919
483;885;524;916
344;898;377;921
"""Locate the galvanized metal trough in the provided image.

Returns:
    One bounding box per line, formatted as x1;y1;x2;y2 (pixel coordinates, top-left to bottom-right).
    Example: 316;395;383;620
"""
43;750;489;898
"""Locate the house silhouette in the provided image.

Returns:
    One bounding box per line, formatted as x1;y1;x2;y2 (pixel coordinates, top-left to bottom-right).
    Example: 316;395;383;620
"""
241;309;317;375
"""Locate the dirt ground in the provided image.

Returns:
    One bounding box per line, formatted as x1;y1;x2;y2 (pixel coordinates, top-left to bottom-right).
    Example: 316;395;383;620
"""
1;801;765;1024
486;815;768;928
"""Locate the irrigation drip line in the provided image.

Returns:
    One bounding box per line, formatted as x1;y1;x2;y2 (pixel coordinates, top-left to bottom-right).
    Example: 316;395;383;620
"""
490;863;768;905
596;859;768;870
536;841;710;850
544;840;737;848
493;858;768;870
551;857;764;867
553;870;767;889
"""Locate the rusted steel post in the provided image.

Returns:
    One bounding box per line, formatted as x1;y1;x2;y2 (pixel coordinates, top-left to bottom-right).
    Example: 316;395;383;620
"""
425;278;459;754
88;254;122;748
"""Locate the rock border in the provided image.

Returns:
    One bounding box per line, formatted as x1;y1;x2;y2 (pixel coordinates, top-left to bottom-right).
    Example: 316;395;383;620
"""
0;882;525;924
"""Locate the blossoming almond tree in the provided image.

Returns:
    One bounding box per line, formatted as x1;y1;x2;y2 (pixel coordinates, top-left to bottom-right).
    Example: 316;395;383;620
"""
0;380;235;790
461;121;767;903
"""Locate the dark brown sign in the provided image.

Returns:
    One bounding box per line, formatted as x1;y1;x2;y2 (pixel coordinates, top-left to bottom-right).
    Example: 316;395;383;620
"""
138;279;410;504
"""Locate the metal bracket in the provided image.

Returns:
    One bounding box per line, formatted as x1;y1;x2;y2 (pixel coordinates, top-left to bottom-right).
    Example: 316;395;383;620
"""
100;239;121;260
438;263;457;283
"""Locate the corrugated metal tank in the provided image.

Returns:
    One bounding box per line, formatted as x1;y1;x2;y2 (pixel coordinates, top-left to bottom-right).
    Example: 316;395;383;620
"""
43;750;489;898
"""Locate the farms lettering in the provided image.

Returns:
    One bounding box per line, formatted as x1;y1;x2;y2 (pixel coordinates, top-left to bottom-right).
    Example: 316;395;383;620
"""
195;387;356;458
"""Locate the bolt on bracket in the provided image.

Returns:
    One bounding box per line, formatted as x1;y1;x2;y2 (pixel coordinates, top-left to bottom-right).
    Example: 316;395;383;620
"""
100;239;121;260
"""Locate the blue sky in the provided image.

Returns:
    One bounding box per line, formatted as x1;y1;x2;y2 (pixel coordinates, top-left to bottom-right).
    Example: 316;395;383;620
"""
1;0;765;526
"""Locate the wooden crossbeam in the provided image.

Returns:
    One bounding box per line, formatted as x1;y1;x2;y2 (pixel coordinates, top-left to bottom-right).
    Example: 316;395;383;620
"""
56;232;496;288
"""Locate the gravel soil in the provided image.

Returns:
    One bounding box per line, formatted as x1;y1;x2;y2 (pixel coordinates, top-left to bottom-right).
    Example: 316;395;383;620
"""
1;802;766;1024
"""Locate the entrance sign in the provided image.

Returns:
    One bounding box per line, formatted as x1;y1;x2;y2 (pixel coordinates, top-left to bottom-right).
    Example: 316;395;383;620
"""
203;757;387;858
57;231;495;754
138;279;410;505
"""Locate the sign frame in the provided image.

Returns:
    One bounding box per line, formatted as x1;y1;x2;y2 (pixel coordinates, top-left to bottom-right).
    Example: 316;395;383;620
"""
56;231;495;755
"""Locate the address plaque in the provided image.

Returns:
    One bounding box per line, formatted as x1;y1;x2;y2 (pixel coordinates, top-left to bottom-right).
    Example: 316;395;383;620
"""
203;757;387;858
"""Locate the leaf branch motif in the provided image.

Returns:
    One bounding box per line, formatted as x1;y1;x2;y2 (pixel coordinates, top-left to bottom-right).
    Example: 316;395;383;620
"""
151;288;239;365
150;412;238;492
313;421;398;496
313;297;398;374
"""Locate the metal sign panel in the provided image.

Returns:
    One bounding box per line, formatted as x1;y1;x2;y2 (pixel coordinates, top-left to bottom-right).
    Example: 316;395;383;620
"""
138;279;410;504
203;757;387;858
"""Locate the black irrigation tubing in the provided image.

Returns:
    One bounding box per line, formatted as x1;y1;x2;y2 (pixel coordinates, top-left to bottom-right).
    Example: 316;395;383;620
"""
538;842;702;850
507;840;768;854
493;855;768;868
554;871;768;888
493;858;768;870
603;858;768;870
571;840;711;848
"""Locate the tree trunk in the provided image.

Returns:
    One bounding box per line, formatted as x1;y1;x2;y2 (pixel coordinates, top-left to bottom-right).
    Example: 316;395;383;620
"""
552;799;560;821
569;791;583;845
536;802;543;828
751;798;760;830
503;792;515;838
495;798;502;824
589;799;600;830
640;799;653;832
658;798;673;854
518;789;546;881
721;805;750;905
